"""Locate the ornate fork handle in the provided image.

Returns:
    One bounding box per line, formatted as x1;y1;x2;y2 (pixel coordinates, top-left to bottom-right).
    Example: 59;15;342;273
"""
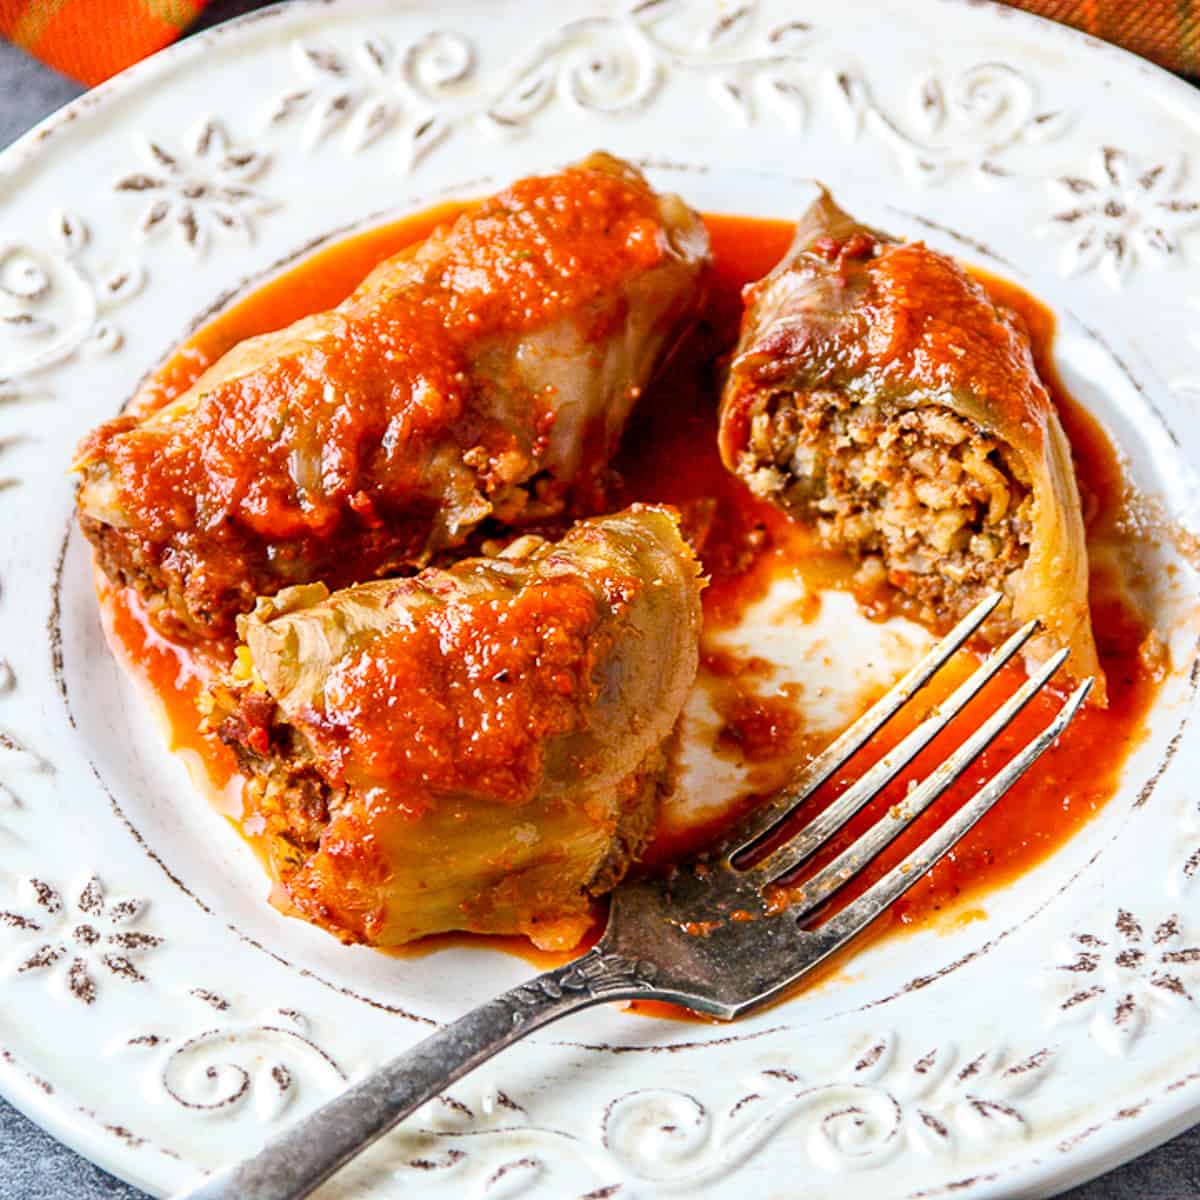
179;948;658;1200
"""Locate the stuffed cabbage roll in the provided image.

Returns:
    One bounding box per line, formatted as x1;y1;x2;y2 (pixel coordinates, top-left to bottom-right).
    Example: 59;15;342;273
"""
719;190;1102;691
75;154;710;641
207;505;702;949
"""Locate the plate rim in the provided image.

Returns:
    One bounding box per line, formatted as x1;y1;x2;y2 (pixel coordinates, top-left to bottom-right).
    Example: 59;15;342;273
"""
3;1;1200;1196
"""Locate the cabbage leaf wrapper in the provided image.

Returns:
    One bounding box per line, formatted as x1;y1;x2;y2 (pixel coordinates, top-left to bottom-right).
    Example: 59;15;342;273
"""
76;153;710;642
209;505;703;950
719;189;1102;696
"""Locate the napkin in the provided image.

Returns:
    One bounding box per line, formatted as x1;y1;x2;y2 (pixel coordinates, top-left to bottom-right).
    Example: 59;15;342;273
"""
0;0;1196;91
0;0;208;85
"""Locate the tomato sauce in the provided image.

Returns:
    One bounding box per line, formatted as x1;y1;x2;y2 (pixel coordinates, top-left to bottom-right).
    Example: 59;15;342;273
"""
93;168;664;539
97;206;1162;1001
315;575;620;810
99;576;240;792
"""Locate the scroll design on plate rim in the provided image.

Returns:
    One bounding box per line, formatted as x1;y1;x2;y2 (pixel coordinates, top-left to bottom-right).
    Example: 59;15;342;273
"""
381;1034;1055;1191
829;62;1070;185
264;3;815;170
121;991;348;1124
0;212;141;404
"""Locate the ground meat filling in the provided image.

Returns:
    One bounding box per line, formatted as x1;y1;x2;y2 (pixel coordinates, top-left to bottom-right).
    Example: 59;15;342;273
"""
212;691;339;883
79;466;551;643
741;389;1033;618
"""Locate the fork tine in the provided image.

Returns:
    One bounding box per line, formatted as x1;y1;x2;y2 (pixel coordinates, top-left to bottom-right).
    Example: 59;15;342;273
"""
725;590;1004;860
780;646;1070;916
800;677;1093;963
734;611;1039;874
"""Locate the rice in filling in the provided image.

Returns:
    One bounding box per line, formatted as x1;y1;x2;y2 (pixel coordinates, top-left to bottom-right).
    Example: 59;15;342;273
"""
739;389;1033;619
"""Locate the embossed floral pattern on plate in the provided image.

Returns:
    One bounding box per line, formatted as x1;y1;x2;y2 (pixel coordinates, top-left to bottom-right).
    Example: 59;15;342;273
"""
115;120;274;255
1;875;161;1005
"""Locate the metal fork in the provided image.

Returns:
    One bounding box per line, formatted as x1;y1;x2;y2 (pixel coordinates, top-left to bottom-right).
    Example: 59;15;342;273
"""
180;591;1091;1200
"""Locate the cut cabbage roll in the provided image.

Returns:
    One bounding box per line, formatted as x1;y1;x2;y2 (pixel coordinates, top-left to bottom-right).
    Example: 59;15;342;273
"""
719;189;1102;693
75;154;710;641
207;505;702;949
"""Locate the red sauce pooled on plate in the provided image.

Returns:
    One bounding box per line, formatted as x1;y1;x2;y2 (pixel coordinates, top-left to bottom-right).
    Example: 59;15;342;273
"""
98;207;1163;991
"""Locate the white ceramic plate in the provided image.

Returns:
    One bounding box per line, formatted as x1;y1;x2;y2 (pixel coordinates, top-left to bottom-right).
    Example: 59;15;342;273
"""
3;1;1200;1195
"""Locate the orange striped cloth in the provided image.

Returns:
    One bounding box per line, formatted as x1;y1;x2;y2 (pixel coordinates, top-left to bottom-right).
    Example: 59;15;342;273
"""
1014;0;1199;75
0;0;1197;87
0;0;207;85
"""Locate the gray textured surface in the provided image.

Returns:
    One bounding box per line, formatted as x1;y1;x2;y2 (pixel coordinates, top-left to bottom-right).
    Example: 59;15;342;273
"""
0;4;1198;1196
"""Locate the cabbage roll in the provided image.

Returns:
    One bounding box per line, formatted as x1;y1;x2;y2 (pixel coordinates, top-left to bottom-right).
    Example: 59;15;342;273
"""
719;189;1102;691
75;154;710;641
207;506;702;949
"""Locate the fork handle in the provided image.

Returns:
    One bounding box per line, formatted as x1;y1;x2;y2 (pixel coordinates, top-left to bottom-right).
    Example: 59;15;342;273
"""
175;946;653;1200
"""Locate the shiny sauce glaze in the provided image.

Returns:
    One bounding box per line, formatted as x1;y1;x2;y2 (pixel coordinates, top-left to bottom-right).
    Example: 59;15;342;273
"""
86;168;664;544
309;575;621;811
721;228;1066;465
97;208;1162;988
